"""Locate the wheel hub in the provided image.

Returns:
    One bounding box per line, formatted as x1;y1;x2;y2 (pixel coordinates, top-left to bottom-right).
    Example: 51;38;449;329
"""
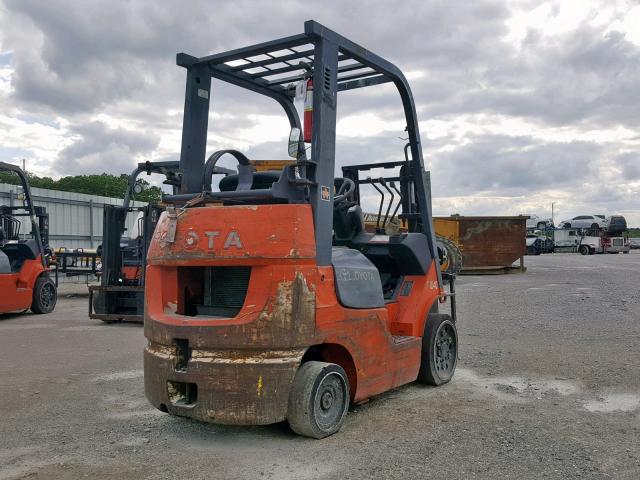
41;284;54;307
313;372;347;432
321;391;334;410
434;323;456;376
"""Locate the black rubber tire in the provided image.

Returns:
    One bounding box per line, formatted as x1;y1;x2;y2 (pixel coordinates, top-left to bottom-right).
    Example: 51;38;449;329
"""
31;275;57;314
591;223;599;230
287;361;349;439
564;223;571;228
526;246;535;255
417;313;458;386
579;245;589;256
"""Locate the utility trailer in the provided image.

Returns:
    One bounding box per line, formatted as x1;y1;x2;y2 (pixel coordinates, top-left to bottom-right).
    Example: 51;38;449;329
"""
52;248;99;285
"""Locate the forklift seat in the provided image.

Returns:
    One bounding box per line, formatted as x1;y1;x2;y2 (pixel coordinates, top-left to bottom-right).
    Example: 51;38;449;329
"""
0;250;10;274
219;171;281;192
1;240;38;272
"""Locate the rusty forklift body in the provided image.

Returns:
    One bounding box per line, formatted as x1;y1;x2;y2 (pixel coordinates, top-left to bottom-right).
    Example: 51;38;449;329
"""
144;21;457;438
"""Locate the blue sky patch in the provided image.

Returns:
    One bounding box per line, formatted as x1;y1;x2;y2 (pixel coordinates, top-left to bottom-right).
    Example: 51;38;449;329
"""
0;51;13;66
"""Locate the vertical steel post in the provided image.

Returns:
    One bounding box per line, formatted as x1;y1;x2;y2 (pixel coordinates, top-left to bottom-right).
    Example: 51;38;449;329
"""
178;60;212;194
89;199;94;248
309;39;339;266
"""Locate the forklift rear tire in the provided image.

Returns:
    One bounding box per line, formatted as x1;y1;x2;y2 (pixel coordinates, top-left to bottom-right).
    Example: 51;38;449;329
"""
287;361;349;439
31;275;57;314
417;314;457;386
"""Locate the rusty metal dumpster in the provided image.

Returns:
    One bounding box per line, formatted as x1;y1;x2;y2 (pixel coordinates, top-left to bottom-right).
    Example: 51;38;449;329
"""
434;216;527;274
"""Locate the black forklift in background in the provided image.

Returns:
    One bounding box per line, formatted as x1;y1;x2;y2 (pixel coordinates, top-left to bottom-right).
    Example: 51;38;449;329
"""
88;161;181;323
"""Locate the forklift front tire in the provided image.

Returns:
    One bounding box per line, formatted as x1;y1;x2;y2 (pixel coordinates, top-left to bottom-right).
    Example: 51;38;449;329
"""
287;361;350;439
31;275;57;314
417;314;458;386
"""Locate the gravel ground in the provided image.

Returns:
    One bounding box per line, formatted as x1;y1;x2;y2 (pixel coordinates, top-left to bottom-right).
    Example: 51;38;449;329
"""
0;253;639;479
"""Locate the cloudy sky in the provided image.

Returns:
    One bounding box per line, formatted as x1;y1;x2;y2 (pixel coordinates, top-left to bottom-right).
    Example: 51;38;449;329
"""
0;0;638;225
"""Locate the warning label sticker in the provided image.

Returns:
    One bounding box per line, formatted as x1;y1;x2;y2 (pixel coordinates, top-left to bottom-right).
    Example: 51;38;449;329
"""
321;185;331;202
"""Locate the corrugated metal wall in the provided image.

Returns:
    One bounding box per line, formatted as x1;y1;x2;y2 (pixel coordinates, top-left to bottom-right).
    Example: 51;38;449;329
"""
0;183;147;250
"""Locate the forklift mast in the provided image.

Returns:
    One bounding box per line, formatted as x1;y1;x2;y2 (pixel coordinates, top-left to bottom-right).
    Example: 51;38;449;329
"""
90;161;180;322
100;160;181;288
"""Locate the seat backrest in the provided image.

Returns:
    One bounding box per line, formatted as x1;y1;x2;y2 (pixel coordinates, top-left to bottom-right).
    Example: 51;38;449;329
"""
0;250;11;274
218;171;281;192
333;204;364;242
1;240;38;272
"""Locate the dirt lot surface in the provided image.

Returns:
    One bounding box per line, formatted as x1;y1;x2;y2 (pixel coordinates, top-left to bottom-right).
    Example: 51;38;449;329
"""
1;253;639;479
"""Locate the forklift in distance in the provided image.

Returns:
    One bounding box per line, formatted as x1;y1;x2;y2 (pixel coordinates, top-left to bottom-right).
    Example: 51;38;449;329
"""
143;20;458;438
0;161;57;315
89;161;180;323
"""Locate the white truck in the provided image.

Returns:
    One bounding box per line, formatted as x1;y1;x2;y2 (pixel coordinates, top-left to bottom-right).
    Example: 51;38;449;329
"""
553;229;630;255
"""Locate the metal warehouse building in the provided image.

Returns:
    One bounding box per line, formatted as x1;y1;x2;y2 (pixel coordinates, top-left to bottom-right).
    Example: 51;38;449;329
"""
0;183;146;250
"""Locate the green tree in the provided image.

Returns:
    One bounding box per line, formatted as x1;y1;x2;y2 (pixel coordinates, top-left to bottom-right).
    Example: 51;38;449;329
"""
0;171;162;203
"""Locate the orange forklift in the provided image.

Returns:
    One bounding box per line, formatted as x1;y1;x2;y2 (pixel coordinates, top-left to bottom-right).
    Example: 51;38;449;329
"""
0;162;57;314
144;21;457;438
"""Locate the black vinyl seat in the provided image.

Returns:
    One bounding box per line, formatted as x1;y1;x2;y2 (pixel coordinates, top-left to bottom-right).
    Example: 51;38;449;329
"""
219;171;281;192
1;239;39;272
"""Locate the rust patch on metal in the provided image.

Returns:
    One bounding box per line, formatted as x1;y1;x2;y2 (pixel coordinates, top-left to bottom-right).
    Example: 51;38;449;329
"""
189;347;306;364
146;343;175;359
143;270;316;425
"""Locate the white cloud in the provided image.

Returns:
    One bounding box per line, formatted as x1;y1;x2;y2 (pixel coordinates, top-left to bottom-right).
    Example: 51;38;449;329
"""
0;114;73;174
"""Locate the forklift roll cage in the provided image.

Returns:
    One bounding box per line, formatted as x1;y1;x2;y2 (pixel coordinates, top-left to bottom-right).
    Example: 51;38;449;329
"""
169;19;439;280
0;161;48;267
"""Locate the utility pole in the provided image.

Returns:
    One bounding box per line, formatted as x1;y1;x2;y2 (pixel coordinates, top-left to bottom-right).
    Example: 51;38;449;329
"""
22;158;26;172
551;202;555;226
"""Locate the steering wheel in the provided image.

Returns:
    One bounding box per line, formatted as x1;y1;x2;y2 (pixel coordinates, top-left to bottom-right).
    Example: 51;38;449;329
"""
334;177;355;204
203;149;253;191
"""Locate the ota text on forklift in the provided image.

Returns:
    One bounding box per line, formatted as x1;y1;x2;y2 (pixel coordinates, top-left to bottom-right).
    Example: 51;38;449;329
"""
143;20;458;439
